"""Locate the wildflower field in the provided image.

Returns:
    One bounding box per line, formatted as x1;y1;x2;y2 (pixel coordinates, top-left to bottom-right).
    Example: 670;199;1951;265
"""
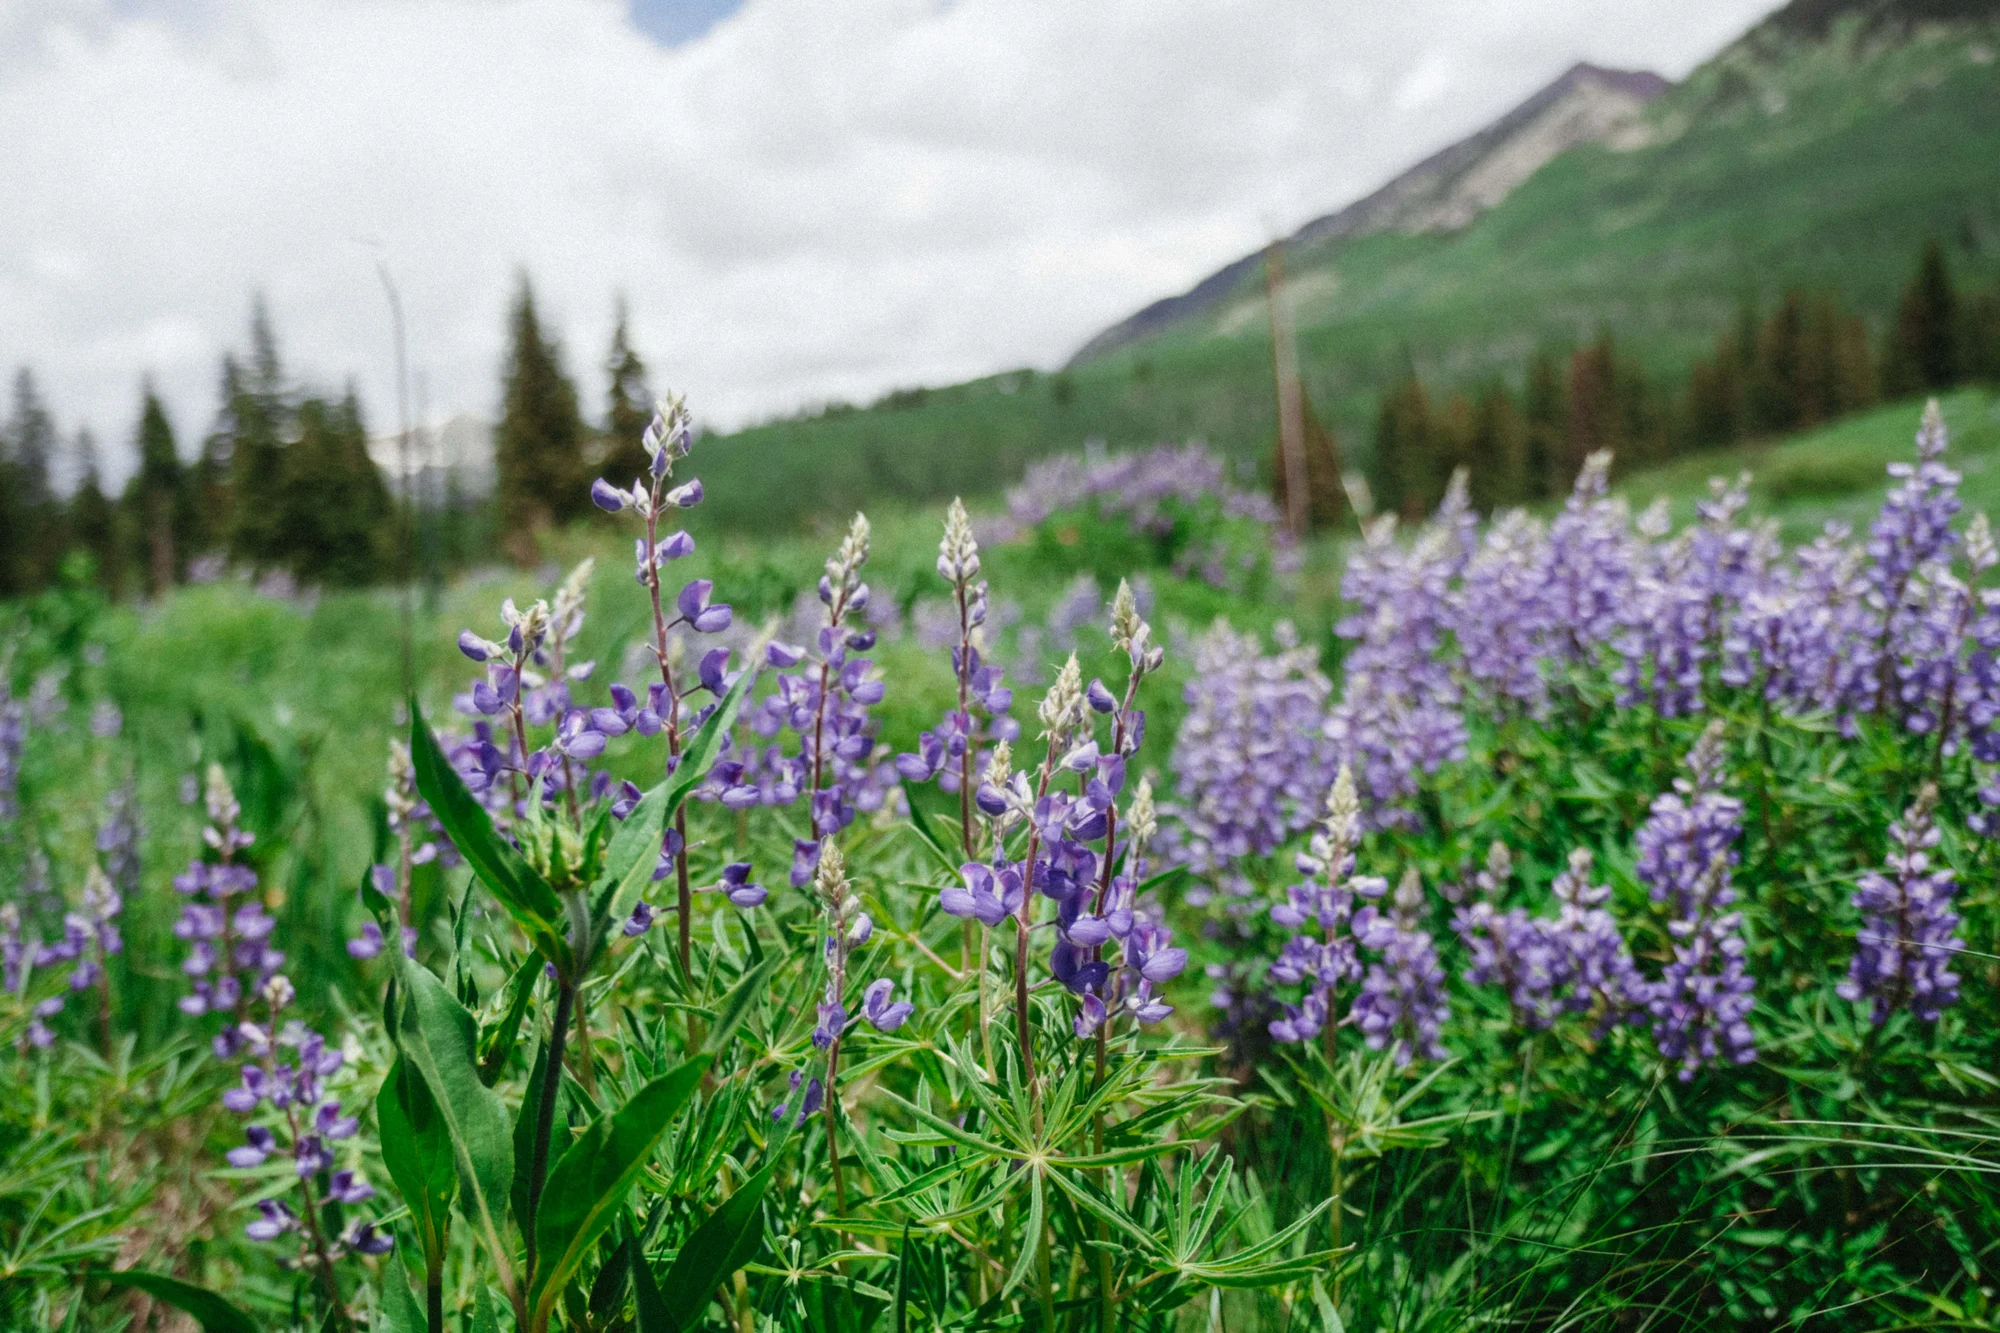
6;386;2000;1331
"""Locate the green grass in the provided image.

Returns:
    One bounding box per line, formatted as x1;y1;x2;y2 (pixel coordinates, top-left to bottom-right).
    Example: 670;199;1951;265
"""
695;15;2000;532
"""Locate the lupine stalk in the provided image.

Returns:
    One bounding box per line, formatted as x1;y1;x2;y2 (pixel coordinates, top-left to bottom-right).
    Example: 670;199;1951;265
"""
1839;784;1963;1025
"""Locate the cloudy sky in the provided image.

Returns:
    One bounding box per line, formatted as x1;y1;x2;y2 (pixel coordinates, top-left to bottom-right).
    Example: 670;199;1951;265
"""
2;0;1778;473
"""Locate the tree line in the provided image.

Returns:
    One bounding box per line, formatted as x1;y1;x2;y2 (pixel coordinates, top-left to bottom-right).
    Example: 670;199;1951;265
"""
1359;239;2000;522
0;276;661;600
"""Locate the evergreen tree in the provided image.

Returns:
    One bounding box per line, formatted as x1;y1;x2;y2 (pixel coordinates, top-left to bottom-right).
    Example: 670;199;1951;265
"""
1684;332;1746;449
123;384;190;596
1885;239;1961;395
1750;293;1806;434
495;276;589;559
66;429;122;596
189;358;238;568
1963;288;2000;385
1466;382;1529;510
1564;335;1621;482
1522;349;1565;500
225;299;292;571
3;369;62;595
279;390;393;588
1367;374;1435;521
601;298;653;487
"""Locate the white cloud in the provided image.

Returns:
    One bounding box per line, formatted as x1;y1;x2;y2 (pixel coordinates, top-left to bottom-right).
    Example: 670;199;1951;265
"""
0;0;1776;475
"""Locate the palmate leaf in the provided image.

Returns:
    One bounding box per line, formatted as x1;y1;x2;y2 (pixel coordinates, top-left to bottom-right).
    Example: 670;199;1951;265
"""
386;954;519;1297
87;1271;257;1333
407;696;571;970
528;1057;712;1324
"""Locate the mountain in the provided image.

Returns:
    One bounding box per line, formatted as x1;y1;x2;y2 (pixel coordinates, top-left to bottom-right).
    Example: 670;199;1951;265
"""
699;0;2000;534
1069;63;1671;367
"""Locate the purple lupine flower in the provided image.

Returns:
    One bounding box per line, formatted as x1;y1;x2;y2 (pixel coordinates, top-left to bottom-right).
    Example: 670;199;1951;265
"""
0;687;23;822
861;978;914;1032
1453;843;1569;1031
1869;400;1961;634
1163;619;1333;885
895;499;1020;820
744;514;886;864
220;975;391;1262
174;766;281;1056
1547;848;1654;1032
999;440;1279;560
1839;784;1963;1024
1722;521;1877;724
1639;723;1755;1079
940;861;1024;926
1266;767;1372;1045
1453;510;1556;716
1537;451;1635;672
1350;869;1450;1067
771;1069;825;1126
1325;477;1473;830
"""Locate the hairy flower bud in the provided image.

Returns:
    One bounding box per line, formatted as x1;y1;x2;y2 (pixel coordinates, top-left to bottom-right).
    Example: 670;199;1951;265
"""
938;497;980;585
1038;653;1086;742
1126;774;1157;854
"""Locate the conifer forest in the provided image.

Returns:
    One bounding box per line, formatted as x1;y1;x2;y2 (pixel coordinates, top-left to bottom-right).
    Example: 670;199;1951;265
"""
9;3;2000;1330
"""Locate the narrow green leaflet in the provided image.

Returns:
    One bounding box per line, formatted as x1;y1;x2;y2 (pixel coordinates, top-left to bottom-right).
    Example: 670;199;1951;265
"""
87;1271;257;1333
407;696;569;967
377;1058;456;1269
703;954;780;1055
529;1056;713;1322
657;1159;776;1331
478;954;543;1087
387;951;518;1296
376;1256;428;1333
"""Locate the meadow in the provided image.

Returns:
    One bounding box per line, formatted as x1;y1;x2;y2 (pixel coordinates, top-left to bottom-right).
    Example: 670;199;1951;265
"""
4;385;2000;1330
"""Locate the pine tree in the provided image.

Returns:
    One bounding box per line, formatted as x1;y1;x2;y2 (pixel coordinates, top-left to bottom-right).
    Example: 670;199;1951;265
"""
1885;239;1961;395
1523;349;1565;500
67;429;122;596
1966;288;2000;384
123;385;189;596
226;299;292;571
1466;383;1529;510
1684;331;1746;449
495;276;589;559
1750;293;1806;434
1564;335;1620;482
280;390;393;587
189;358;239;568
1367;374;1435;521
601;298;653;487
3;369;62;595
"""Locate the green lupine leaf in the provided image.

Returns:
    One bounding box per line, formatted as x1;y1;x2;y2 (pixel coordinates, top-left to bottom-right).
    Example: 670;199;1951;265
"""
408;697;569;969
658;1158;776;1331
88;1271;257;1333
386;952;518;1296
376;1058;456;1268
529;1057;711;1323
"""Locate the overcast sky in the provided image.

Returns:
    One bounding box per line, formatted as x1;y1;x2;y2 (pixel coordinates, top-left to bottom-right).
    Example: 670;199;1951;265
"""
2;0;1779;473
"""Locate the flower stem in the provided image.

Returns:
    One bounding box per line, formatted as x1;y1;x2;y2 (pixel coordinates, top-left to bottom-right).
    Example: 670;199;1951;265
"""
524;979;574;1277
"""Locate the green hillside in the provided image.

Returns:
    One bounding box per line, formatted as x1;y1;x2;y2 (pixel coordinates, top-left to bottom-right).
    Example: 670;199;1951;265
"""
700;2;2000;533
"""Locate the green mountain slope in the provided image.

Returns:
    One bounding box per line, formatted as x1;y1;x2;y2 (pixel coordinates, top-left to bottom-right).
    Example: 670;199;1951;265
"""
701;0;2000;533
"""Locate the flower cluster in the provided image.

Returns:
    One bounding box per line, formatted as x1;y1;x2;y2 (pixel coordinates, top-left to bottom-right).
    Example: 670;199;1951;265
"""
1325;476;1473;827
1164;619;1334;884
1001;440;1278;541
749;514;889;888
1839;784;1963;1024
351;740;456;960
1351;869;1451;1068
174;766;282;1057
1266;767;1375;1045
218;975;391;1260
897;499;1020;830
808;839;910;1056
0;686;21;822
1639;724;1755;1079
